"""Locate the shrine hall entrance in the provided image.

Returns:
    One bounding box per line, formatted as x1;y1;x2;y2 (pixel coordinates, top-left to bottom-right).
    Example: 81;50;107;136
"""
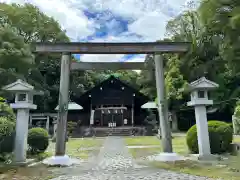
95;106;129;127
102;113;121;127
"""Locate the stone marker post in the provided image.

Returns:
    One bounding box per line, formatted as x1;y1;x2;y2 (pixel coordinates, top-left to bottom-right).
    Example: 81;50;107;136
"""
187;77;219;160
2;79;43;164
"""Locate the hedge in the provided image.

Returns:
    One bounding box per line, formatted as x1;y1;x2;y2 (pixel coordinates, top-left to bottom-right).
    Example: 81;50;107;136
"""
27;127;49;155
186;120;233;154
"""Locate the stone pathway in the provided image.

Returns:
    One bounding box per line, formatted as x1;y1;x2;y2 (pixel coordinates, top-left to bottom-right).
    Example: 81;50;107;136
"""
127;145;160;148
51;137;217;180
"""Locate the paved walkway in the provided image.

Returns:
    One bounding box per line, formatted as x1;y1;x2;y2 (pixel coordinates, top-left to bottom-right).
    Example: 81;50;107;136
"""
52;137;216;180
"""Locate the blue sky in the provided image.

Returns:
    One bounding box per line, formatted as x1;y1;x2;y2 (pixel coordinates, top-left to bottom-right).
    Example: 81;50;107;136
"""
3;0;198;62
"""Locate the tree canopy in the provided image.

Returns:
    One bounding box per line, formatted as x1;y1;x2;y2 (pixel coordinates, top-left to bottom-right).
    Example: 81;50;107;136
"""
138;0;240;128
0;24;34;98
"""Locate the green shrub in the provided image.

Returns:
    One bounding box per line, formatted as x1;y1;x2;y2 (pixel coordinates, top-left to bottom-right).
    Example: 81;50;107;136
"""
27;152;51;161
186;120;233;154
228;123;233;129
67;121;77;136
0;117;15;154
27;128;49;154
0;98;15;122
143;112;158;135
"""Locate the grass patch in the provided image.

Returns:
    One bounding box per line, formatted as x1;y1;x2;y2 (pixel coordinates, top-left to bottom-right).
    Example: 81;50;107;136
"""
67;137;104;148
129;147;161;159
47;137;104;159
0;164;57;180
125;136;161;146
126;136;240;180
150;156;240;180
0;138;104;179
125;136;188;155
128;137;187;159
233;136;240;143
126;135;240;154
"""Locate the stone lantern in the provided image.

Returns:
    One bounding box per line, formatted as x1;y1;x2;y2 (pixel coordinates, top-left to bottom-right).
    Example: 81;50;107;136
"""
52;116;58;139
2;79;43;164
187;77;219;160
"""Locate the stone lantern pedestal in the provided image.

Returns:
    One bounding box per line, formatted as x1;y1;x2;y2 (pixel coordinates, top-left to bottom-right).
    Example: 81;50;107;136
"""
187;77;219;160
2;79;43;164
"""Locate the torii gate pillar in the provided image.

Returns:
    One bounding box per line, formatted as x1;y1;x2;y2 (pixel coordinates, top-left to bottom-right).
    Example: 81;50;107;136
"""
43;53;73;166
154;54;172;152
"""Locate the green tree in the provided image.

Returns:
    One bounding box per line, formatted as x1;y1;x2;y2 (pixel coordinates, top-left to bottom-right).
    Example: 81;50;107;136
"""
138;9;235;130
198;0;240;112
0;3;68;43
0;3;70;111
138;54;156;100
0;24;34;96
164;55;188;123
166;9;233;111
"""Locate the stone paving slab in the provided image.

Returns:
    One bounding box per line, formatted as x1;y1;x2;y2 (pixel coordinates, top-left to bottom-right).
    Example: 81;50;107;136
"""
51;136;217;180
52;169;215;180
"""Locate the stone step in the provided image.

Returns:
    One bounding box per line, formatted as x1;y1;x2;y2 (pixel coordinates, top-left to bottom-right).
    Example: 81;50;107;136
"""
97;128;132;136
71;127;145;137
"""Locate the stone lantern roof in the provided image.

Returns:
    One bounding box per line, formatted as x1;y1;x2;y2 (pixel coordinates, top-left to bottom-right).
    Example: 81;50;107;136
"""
2;79;43;95
2;79;34;92
187;77;219;91
55;102;83;111
141;101;157;109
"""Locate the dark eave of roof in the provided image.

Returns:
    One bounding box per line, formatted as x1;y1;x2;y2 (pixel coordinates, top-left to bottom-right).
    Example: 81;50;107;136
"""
72;75;149;104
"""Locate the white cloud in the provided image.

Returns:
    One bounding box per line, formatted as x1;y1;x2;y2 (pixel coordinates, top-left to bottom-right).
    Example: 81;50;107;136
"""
1;0;195;62
1;0;193;42
128;11;171;41
1;0;95;40
90;0;179;19
88;33;144;43
124;55;146;73
79;50;146;63
80;54;125;62
125;55;146;62
33;0;95;40
66;0;192;42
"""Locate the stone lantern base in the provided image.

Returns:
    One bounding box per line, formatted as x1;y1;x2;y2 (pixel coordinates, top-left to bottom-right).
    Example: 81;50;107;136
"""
148;152;185;162
194;154;218;161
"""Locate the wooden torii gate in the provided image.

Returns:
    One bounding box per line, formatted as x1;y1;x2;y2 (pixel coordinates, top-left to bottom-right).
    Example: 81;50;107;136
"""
34;42;189;159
